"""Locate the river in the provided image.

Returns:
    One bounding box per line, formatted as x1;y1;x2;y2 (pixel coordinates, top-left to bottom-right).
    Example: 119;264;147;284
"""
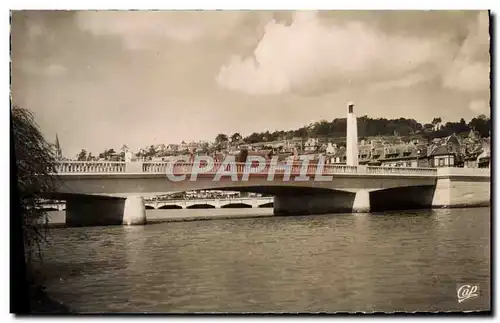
40;208;490;313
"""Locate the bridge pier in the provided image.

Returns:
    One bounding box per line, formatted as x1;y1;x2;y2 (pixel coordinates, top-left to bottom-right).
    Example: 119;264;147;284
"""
273;191;357;216
66;195;146;227
123;196;147;225
352;190;370;213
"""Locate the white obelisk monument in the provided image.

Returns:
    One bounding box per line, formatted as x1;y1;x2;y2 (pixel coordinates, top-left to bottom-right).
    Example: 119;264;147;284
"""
346;102;359;166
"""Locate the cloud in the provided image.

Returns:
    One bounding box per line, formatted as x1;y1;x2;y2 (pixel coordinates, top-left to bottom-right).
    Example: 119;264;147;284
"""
216;11;450;95
442;11;490;92
19;61;67;76
27;22;44;38
443;60;489;92
46;64;68;76
368;73;429;92
75;11;248;49
468;99;489;114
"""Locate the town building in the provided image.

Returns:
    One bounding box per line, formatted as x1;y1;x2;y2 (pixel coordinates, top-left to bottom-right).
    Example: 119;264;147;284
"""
304;137;320;152
477;138;491;168
378;144;428;168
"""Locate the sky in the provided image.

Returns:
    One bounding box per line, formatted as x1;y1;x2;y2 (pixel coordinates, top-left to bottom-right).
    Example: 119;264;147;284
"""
11;10;490;158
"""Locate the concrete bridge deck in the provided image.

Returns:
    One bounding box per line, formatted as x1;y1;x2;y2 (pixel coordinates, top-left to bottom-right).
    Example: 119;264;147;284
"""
51;162;439;197
45;161;490;227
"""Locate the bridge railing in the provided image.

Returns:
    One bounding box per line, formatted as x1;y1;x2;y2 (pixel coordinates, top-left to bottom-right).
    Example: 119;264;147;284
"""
366;166;437;176
323;165;359;174
54;161;437;176
55;161;126;173
143;162;361;175
151;197;274;205
142;162;170;173
153;162;432;176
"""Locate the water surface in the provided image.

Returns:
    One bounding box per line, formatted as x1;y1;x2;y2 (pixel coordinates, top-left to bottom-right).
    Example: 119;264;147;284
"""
41;208;490;313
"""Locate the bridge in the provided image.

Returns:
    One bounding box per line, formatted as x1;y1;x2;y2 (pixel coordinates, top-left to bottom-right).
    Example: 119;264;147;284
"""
52;161;438;195
46;161;490;227
40;197;274;211
145;197;274;209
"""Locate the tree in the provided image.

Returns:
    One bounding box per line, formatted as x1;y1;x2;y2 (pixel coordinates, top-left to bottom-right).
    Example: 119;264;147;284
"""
423;123;434;132
12;106;59;279
76;149;87;161
230;133;242;144
215;133;228;144
11;128;29;313
135;150;144;159
147;145;157;158
199;142;210;154
215;134;229;150
236;148;248;163
432;117;442;131
313;120;331;137
469;115;490;138
245;132;264;144
293;127;309;139
99;148;114;160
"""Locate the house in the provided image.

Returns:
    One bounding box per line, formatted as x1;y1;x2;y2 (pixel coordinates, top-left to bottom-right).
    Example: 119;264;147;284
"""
187;141;199;152
463;144;483;168
379;143;428;168
326;143;337;154
329;146;346;164
284;138;303;152
155;144;167;153
179;141;189;152
427;145;455;167
366;146;384;166
304;138;320;152
166;144;179;152
358;143;372;165
477;138;491;168
426;134;462;167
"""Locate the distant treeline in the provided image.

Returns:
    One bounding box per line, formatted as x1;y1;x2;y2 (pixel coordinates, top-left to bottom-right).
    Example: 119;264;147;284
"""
239;115;491;144
77;114;491;161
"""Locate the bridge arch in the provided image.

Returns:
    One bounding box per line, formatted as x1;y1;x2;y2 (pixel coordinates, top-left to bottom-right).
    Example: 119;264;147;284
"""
186;204;216;209
369;185;436;212
221;203;252;209
158;204;183;210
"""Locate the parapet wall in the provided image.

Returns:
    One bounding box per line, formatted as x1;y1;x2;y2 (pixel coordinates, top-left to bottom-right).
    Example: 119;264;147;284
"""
432;167;490;208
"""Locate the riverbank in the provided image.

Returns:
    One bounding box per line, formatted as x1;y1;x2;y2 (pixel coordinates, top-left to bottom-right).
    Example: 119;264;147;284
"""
46;208;275;227
46;203;494;228
147;209;274;224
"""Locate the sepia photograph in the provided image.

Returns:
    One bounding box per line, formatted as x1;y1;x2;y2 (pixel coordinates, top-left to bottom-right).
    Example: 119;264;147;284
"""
9;9;491;314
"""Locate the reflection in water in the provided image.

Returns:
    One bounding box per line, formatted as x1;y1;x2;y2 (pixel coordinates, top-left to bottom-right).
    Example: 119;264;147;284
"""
41;208;490;313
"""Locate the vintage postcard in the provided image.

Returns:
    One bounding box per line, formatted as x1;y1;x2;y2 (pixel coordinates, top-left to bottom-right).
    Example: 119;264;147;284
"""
10;10;491;314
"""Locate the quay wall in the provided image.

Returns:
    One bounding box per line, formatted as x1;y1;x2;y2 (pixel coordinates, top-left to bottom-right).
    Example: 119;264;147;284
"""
432;167;490;208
